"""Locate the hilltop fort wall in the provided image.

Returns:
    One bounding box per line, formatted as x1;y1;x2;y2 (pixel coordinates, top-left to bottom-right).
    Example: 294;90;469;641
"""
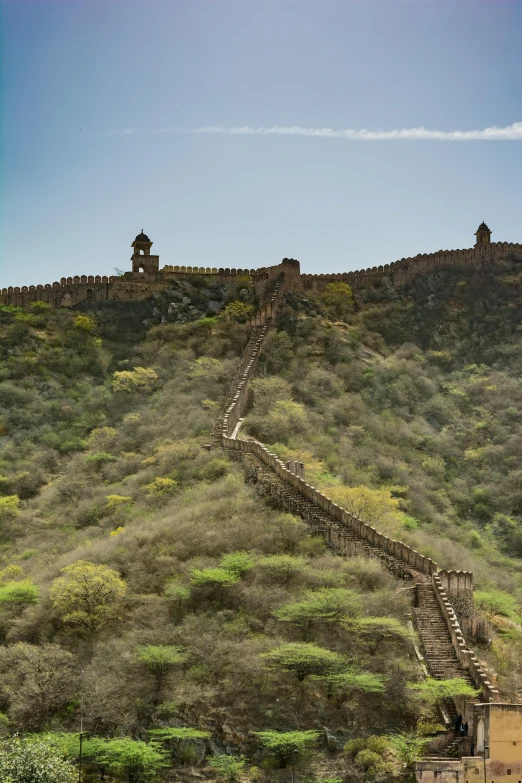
3;225;520;309
301;240;522;291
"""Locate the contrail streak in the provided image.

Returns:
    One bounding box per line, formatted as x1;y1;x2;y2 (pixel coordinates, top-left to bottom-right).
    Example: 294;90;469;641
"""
109;122;522;140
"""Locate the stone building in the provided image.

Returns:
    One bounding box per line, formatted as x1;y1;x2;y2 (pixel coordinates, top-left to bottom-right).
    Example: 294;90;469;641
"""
416;703;522;783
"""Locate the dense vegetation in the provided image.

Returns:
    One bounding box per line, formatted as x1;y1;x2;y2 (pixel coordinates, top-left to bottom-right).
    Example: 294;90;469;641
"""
1;255;522;781
245;255;522;699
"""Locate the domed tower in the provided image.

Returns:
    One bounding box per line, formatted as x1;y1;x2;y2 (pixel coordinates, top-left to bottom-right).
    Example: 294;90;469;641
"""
131;231;160;275
475;222;492;246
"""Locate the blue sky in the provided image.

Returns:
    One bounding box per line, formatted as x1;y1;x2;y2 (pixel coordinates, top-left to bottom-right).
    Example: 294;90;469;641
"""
1;0;521;287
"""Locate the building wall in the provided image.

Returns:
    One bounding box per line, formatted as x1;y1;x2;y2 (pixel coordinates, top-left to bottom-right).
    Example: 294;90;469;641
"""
417;705;522;783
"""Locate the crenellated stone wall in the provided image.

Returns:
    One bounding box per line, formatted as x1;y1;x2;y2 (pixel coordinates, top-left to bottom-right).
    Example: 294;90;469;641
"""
301;241;522;291
3;241;521;309
0;267;263;308
0;258;300;309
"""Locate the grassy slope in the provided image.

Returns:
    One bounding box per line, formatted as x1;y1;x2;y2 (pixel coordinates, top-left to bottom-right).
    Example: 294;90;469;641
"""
0;294;419;781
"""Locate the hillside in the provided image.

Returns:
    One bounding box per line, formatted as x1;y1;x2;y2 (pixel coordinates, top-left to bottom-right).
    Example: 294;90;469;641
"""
1;258;522;781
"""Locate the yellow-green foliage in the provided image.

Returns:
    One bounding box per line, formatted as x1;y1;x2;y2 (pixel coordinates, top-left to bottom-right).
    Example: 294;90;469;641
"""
0;496;20;523
73;315;95;332
0;579;38;603
112;366;159;393
320;282;354;318
407;677;479;705
189;567;240;588
144;477;178;498
106;495;133;510
220;301;254;323
0;565;24;584
50;560;127;631
474;589;518;620
327;485;405;537
189;356;226;382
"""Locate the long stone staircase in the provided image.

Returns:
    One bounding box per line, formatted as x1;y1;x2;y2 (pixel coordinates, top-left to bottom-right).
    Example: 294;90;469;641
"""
247;454;474;677
214;296;501;762
210;324;266;446
415;585;475;686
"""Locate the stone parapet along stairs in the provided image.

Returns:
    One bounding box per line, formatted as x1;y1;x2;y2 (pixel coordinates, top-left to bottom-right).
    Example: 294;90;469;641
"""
245;452;475;695
415;585;476;686
210;325;266;445
218;314;498;699
214;302;502;762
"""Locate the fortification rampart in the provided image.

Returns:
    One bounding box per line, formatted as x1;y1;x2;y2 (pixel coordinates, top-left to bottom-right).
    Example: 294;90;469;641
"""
302;241;522;291
218;309;500;705
3;238;521;309
0;258;299;309
0;266;268;309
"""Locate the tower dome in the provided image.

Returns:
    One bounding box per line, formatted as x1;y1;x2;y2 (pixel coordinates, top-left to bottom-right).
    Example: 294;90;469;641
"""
131;230;159;275
475;222;491;245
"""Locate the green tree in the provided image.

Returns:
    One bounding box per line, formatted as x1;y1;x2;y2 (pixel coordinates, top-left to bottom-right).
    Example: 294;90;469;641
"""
328;485;405;537
135;645;187;698
219;551;255;576
0;496;21;520
256;555;307;585
344;736;394;775
106;494;133;510
342;616;413;655
260;330;294;374
144;477;178;499
254;730;320;780
73;315;95;332
311;670;385;708
274;588;362;640
50;560;127;632
387;733;428;771
148;728;210;765
407;677;479;706
247;399;307;444
262;642;345;682
207;754;247;782
0;736;76;783
474;589;518;620
0;580;38;604
94;738;168;783
250;377;293;416
164;580;191;617
0;565;24;584
189;356;227;383
190;567;240;588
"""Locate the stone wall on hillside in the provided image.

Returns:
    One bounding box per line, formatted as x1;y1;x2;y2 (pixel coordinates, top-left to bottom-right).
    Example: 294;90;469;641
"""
3;238;521;309
218;307;500;705
301;241;522;292
0;258;301;309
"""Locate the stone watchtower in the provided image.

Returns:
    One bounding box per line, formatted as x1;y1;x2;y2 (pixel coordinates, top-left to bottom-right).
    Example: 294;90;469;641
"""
474;221;492;245
131;231;160;275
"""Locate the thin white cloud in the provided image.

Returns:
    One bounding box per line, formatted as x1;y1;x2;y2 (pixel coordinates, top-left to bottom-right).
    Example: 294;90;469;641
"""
109;122;522;140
